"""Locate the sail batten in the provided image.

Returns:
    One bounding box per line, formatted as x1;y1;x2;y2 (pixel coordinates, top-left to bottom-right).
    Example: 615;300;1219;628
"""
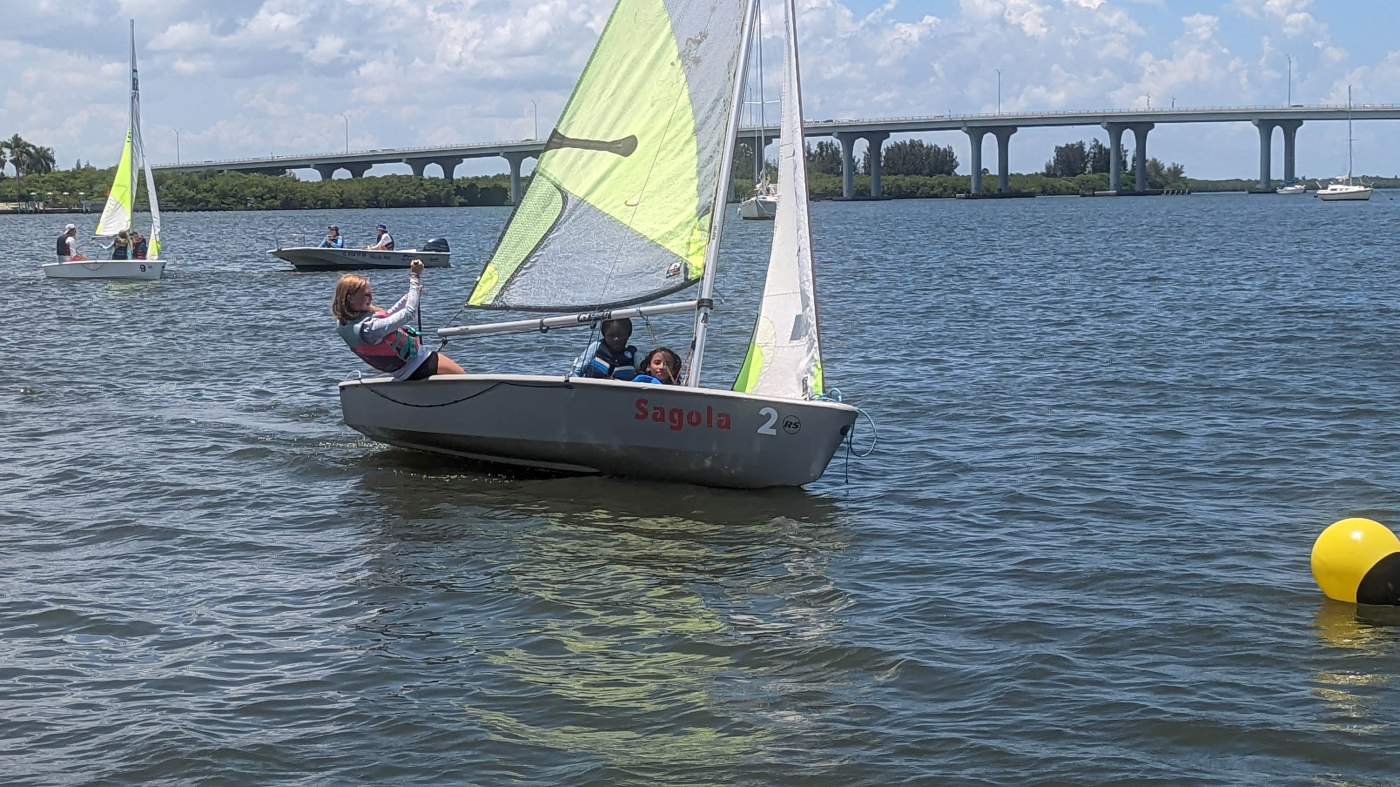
734;0;825;399
466;0;749;312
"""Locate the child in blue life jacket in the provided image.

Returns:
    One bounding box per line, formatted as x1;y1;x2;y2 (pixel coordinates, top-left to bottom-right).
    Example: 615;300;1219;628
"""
572;318;638;380
635;347;681;385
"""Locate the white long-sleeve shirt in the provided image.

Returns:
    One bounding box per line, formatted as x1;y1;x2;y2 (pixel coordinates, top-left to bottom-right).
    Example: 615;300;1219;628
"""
352;278;429;380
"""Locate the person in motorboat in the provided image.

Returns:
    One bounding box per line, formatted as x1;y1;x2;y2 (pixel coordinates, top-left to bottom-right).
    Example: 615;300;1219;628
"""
55;224;88;262
333;259;465;381
320;225;344;248
131;231;148;259
110;230;131;260
572;318;638;380
365;224;395;251
635;347;681;385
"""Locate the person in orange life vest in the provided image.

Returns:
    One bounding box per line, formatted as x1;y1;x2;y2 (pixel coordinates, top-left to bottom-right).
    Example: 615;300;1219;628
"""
130;231;148;259
332;260;464;381
636;347;681;385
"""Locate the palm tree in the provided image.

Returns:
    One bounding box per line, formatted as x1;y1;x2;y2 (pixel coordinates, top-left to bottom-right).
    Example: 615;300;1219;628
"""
28;145;56;174
3;134;31;201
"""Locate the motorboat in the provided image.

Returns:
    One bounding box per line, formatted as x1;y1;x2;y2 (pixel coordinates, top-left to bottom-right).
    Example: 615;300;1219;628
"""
270;239;450;271
1276;183;1306;195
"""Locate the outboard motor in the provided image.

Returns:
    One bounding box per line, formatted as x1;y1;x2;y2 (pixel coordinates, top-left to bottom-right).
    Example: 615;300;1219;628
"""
423;238;450;253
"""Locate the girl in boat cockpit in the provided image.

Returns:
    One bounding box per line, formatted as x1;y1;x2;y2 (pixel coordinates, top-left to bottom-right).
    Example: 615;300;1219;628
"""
332;260;465;381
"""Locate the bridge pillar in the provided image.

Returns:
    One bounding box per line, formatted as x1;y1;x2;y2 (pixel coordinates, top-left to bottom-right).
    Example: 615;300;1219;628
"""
433;157;463;181
1253;119;1276;190
313;164;339;181
406;158;430;178
864;132;890;197
1276;120;1302;184
1103;123;1125;192
836;132;860;199
503;152;535;204
992;127;1017;193
963;127;987;194
1130;123;1153;191
344;162;372;179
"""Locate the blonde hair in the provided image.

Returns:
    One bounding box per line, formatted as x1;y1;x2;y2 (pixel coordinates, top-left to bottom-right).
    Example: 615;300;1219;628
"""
332;274;373;323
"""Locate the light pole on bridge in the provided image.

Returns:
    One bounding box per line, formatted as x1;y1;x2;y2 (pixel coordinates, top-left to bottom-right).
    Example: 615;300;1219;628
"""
339;113;349;154
174;129;180;165
531;99;538;140
1287;54;1293;104
994;68;1001;114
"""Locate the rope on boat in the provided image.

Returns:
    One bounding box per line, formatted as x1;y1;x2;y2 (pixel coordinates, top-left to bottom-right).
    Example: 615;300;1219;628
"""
351;372;573;408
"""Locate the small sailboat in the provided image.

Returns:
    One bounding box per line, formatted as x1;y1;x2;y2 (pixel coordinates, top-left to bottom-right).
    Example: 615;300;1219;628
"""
1317;86;1373;202
338;0;857;488
1276;183;1306;195
45;20;165;281
739;175;779;220
737;15;778;222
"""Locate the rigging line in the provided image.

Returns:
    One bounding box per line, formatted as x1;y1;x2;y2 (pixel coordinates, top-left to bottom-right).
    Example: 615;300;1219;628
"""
352;375;575;409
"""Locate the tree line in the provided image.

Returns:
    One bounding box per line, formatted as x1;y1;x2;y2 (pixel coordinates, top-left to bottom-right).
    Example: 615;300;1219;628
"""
1043;138;1186;189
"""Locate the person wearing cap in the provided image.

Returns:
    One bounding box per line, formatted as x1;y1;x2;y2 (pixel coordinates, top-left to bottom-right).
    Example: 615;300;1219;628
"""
320;225;344;248
55;223;88;262
365;224;395;251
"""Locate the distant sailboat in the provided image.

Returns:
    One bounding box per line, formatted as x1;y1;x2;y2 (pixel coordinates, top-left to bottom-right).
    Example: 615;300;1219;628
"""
45;20;165;280
1316;86;1373;202
738;11;778;221
338;0;857;488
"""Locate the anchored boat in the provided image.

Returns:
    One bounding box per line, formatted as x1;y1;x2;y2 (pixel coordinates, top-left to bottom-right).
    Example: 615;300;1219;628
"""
44;20;165;281
339;0;857;488
269;239;450;271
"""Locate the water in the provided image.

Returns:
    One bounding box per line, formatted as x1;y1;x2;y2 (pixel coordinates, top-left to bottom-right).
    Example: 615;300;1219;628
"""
5;194;1400;784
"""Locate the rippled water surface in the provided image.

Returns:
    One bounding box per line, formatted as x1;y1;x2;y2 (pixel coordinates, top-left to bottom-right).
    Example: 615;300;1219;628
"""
6;194;1400;784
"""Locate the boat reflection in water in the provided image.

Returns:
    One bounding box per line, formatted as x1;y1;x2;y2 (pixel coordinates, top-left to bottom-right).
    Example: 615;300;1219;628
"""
348;463;863;778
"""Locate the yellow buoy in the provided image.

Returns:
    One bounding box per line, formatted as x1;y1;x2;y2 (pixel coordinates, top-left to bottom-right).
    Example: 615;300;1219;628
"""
1311;518;1400;604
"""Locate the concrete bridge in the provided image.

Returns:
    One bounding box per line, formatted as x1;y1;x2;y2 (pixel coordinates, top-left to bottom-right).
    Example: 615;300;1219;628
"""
154;104;1400;202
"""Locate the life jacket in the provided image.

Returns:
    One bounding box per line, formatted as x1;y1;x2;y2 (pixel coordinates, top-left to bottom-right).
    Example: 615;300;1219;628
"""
338;312;421;373
380;233;395;250
56;234;70;257
132;239;148;259
112;238;129;260
585;343;637;381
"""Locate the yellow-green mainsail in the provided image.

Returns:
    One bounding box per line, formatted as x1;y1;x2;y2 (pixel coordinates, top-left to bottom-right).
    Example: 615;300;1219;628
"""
94;132;135;237
469;0;730;309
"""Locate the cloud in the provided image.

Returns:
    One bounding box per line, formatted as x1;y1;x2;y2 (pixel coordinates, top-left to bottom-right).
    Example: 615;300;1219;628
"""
1233;0;1322;37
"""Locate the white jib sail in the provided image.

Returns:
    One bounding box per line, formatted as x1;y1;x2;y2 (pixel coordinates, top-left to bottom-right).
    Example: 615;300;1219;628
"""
733;0;824;399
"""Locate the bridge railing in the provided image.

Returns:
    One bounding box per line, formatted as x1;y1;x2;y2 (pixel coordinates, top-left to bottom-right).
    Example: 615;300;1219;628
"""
160;103;1400;169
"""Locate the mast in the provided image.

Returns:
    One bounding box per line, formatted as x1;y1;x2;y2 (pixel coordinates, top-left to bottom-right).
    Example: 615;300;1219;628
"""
684;0;758;387
753;9;765;187
1346;84;1354;182
128;20;139;213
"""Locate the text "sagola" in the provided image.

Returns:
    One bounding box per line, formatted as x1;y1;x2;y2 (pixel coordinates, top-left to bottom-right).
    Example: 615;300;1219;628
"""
634;399;733;432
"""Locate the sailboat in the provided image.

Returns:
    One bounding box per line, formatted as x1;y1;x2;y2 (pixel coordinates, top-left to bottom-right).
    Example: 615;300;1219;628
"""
339;0;858;489
44;20;165;280
1317;86;1372;202
738;14;778;222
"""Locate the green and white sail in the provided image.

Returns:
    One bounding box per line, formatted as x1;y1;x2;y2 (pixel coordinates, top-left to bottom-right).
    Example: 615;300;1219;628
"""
94;131;135;237
95;20;161;259
467;0;749;312
733;0;824;399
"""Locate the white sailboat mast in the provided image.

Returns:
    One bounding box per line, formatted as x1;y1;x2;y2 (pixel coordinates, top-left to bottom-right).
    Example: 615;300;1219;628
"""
1347;84;1354;182
684;0;759;387
128;21;139;210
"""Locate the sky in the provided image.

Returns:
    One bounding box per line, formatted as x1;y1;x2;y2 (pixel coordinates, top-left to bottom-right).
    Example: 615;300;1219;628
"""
4;0;1400;180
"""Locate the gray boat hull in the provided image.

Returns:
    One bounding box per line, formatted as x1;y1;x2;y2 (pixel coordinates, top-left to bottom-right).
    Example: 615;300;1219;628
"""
269;247;450;271
339;374;857;488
